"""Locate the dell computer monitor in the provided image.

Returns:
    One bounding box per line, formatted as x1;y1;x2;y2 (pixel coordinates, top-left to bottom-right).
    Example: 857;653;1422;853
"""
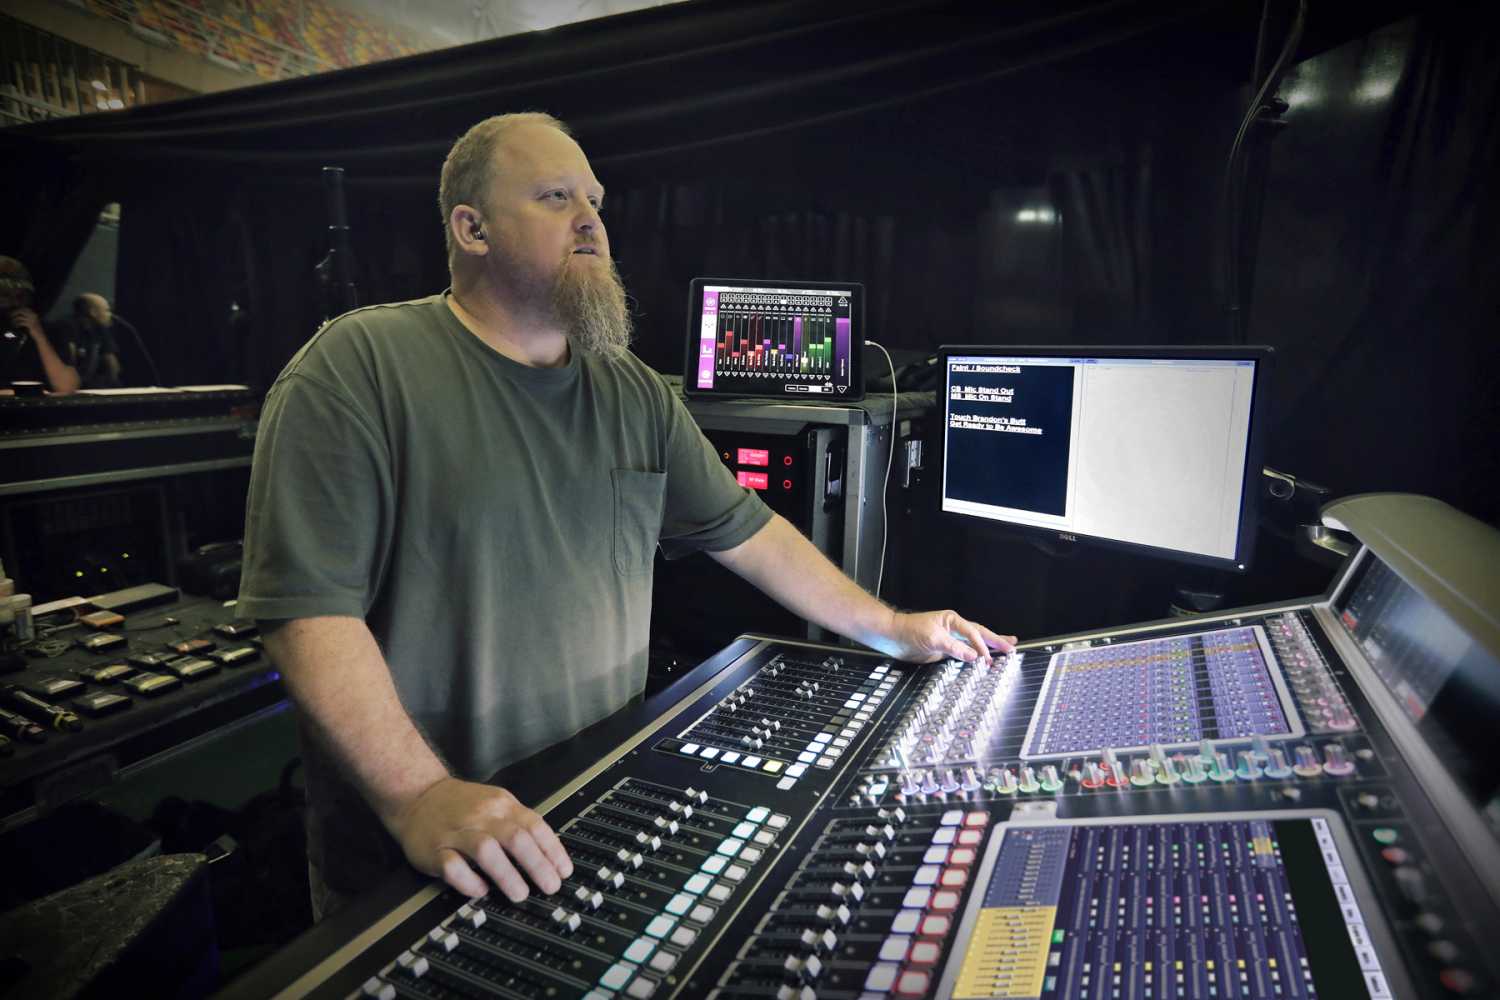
684;278;865;401
938;345;1272;571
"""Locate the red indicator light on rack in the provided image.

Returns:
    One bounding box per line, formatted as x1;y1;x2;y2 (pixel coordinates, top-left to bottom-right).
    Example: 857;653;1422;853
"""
782;479;793;490
783;455;794;467
737;448;770;467
736;471;769;490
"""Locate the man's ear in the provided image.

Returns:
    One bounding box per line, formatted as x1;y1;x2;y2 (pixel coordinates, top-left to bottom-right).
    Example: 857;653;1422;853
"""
450;204;489;257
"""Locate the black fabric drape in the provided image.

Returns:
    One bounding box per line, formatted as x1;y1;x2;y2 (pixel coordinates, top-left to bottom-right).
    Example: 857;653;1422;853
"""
3;163;112;315
1243;10;1500;525
3;0;1232;389
1;0;1492;637
2;1;1215;172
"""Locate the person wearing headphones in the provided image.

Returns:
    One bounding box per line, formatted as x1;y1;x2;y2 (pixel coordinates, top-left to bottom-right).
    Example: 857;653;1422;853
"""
0;256;80;394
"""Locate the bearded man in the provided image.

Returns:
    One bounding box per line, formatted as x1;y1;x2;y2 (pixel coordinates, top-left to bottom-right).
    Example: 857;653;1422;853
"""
239;113;1014;920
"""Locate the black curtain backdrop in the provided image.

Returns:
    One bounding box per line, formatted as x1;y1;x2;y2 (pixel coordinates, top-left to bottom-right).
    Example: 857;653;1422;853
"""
1;0;1492;639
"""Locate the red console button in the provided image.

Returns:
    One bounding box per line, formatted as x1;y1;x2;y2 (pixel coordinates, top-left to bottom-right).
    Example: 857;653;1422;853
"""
929;890;961;912
895;969;931;998
940;867;968;889
908;941;942;967
1439;968;1476;995
918;914;951;938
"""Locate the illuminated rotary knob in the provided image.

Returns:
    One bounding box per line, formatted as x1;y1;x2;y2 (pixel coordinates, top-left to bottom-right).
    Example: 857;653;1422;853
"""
1322;743;1356;776
1017;766;1040;794
1179;754;1208;783
1151;746;1180;785
1325;707;1358;731
1102;749;1129;789
1263;747;1293;779
1292;744;1323;778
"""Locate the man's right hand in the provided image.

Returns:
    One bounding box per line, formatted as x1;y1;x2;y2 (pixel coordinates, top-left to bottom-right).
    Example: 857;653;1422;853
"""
387;776;574;902
10;308;42;338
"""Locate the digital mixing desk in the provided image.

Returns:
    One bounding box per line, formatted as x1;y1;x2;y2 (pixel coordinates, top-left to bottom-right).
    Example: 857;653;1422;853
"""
228;494;1500;1000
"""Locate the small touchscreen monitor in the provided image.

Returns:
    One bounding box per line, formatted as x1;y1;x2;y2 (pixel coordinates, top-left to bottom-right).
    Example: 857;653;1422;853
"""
685;278;864;401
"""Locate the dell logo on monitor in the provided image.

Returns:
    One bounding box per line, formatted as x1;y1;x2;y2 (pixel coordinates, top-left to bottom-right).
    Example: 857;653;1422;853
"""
1059;532;1078;542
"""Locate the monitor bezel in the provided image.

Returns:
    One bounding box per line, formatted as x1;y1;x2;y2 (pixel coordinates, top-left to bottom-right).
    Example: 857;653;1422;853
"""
936;343;1274;573
683;277;866;402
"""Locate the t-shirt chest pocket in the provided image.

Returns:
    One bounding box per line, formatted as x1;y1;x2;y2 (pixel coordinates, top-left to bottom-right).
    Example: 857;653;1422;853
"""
611;468;666;576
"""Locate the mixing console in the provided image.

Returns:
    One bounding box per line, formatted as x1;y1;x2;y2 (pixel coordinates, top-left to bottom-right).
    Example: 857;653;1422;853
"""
232;495;1500;1000
655;652;897;789
714;805;991;998
1021;625;1301;759
942;812;1397;1000
364;778;789;1000
1263;612;1358;733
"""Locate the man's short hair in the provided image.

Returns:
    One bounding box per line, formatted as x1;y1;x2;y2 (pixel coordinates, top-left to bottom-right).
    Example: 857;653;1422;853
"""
438;112;572;269
0;256;35;309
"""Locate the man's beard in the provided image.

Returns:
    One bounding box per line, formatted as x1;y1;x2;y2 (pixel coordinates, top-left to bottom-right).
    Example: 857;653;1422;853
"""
551;254;633;362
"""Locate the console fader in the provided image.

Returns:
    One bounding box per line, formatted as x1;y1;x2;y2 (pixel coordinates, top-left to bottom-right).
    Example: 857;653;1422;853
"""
238;495;1500;1000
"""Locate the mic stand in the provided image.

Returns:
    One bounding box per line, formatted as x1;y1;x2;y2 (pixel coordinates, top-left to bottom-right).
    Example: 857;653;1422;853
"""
110;314;166;387
315;166;360;323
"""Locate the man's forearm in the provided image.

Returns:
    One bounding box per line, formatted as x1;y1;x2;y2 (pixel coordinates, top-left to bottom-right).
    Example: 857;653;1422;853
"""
32;330;79;394
262;615;448;825
710;514;897;651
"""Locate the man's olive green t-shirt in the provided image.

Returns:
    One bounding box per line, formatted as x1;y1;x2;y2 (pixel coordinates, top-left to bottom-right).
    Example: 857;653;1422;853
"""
237;293;771;892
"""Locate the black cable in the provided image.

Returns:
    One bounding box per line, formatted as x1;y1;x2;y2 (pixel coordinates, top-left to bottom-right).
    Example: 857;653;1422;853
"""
1249;0;1275;93
1222;0;1307;342
111;314;167;386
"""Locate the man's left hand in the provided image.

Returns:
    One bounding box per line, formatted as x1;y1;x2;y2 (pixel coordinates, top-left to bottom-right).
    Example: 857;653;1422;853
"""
881;610;1016;665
